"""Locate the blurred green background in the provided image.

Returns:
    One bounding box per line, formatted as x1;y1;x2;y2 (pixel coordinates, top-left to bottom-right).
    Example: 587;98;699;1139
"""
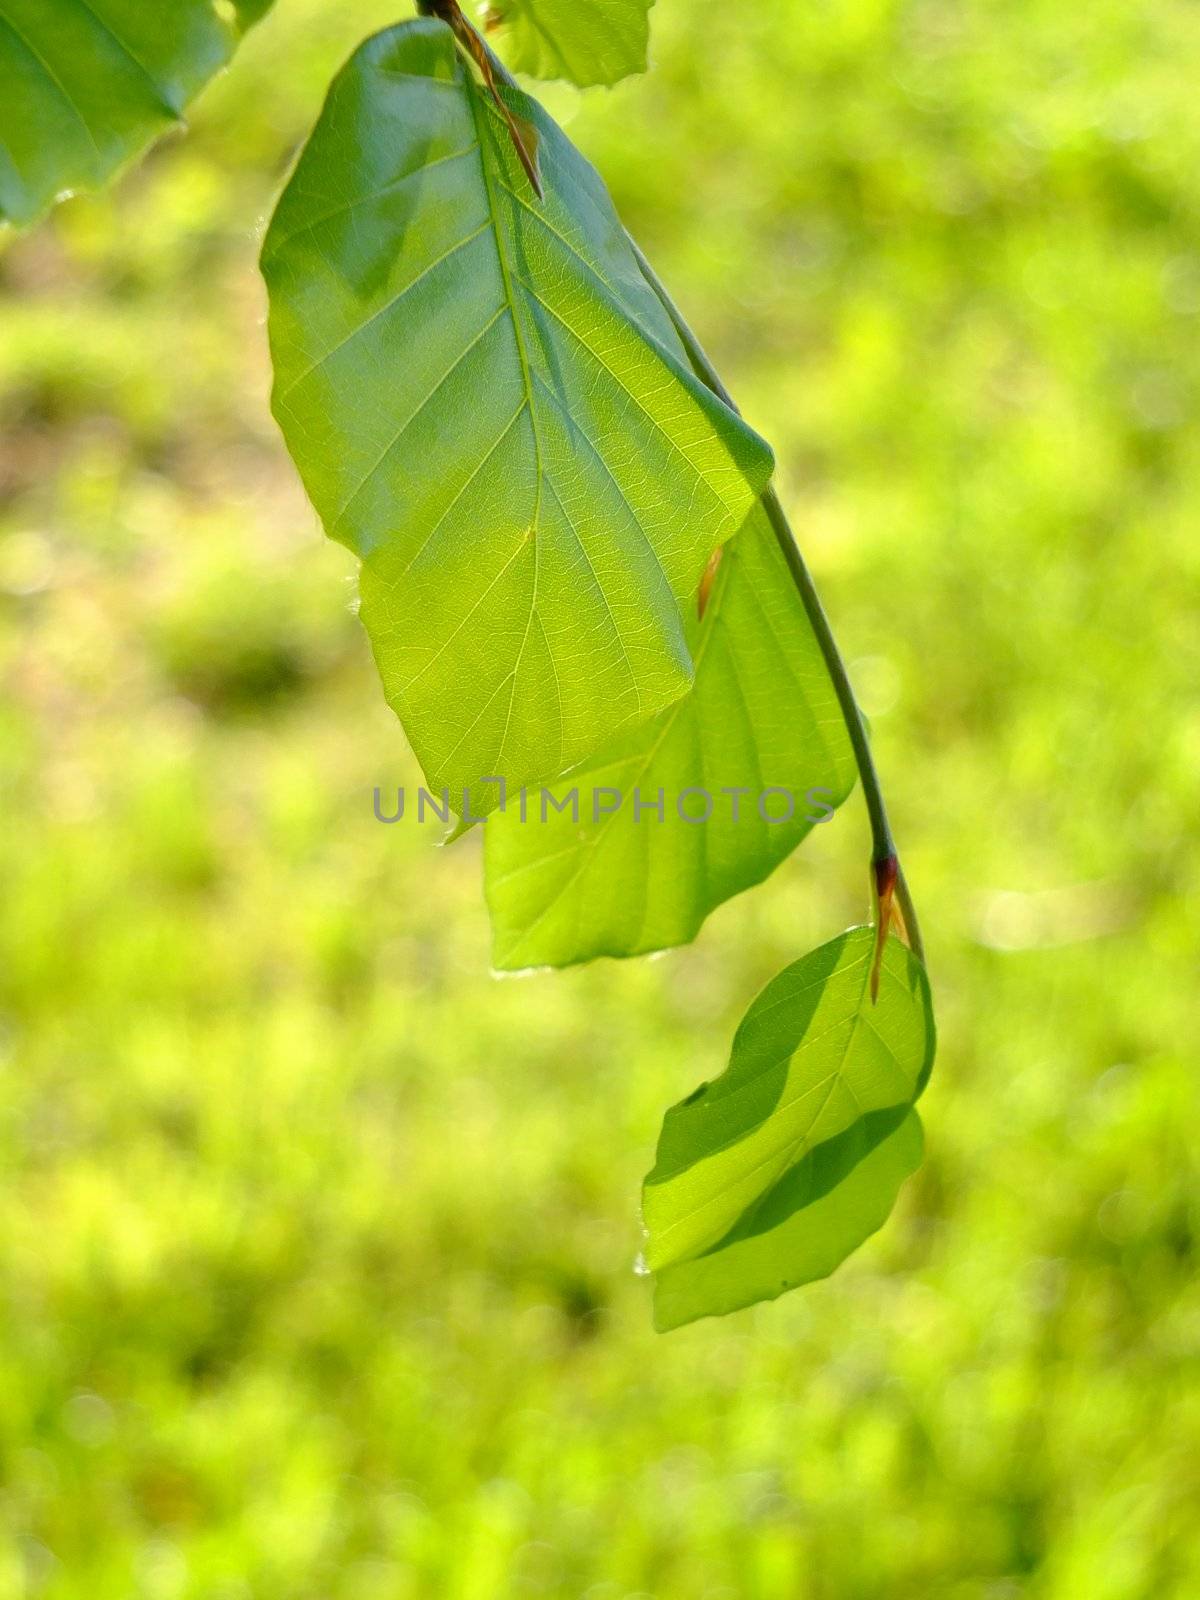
1;1;1198;1595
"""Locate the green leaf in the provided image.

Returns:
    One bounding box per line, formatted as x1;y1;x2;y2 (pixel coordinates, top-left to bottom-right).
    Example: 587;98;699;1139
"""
643;928;935;1330
0;0;272;228
489;0;655;88
651;1107;925;1332
483;500;857;968
262;20;772;819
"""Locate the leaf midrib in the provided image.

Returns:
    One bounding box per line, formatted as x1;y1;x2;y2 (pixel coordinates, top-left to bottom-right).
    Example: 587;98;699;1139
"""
68;0;180;117
466;68;562;780
467;75;543;535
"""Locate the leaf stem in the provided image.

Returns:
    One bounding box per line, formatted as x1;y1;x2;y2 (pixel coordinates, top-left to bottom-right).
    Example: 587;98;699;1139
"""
627;234;925;966
417;0;542;194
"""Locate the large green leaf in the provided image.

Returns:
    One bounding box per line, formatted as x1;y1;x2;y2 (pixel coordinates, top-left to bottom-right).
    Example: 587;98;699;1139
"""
643;928;935;1329
262;19;772;819
0;0;272;228
489;0;655;88
483;500;857;968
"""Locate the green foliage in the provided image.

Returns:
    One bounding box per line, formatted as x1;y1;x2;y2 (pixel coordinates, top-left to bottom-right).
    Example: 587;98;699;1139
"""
485;498;857;968
0;0;931;1329
2;0;1200;1586
262;18;772;819
644;928;934;1329
1;0;925;1327
260;11;931;1325
0;0;272;227
489;0;655;87
655;1107;923;1333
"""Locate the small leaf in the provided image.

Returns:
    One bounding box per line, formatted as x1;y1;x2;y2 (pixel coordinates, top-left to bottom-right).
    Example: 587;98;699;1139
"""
262;19;772;818
484;500;856;968
490;0;655;88
0;0;272;228
651;1107;924;1332
643;928;935;1330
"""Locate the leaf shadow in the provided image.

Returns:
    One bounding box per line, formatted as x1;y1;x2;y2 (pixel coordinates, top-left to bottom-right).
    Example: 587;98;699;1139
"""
703;1102;915;1252
649;930;857;1186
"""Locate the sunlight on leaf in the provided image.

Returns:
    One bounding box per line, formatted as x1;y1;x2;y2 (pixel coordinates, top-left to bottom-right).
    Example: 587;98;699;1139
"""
484;499;857;967
262;19;772;819
644;928;935;1330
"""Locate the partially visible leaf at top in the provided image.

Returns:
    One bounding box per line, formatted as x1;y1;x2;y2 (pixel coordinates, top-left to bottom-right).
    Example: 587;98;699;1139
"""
0;0;273;228
484;499;857;969
488;0;655;88
644;929;935;1330
262;20;772;819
